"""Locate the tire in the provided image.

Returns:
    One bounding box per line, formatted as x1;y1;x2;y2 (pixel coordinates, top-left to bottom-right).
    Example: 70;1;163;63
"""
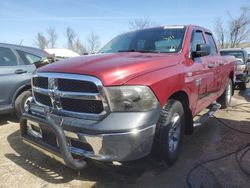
14;90;32;118
238;82;246;90
218;79;232;109
152;99;185;165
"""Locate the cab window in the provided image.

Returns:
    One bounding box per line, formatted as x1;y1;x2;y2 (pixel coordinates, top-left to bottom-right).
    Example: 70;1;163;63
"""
205;33;218;55
191;30;205;52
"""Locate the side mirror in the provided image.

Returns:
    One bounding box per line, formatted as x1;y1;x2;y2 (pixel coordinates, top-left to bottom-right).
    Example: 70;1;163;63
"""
33;60;49;68
192;44;211;58
33;56;55;68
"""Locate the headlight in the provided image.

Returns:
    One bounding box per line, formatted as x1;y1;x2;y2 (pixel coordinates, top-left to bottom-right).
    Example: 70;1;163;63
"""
237;64;246;72
105;86;159;112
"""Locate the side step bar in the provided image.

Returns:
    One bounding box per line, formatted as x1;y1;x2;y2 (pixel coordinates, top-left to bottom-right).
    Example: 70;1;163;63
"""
193;102;221;127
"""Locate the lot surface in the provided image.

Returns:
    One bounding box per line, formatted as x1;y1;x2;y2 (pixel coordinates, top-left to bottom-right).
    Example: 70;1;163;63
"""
0;85;250;188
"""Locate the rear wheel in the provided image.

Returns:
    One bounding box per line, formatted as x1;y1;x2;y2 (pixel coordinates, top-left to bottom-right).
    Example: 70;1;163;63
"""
152;99;185;165
15;90;32;118
218;79;232;109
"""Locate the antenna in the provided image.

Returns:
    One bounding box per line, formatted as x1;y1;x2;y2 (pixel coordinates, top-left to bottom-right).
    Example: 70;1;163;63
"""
19;40;23;46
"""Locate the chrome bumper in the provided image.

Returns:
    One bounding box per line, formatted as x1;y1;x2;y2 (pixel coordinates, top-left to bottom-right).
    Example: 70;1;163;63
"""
20;113;156;169
72;125;156;161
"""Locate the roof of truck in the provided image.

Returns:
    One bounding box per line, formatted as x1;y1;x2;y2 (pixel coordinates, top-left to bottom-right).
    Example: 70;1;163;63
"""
125;24;212;36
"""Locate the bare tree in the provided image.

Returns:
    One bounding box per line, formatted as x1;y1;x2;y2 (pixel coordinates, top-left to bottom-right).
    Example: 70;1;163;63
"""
214;17;227;48
87;32;101;53
213;6;250;48
74;37;87;55
66;27;76;50
47;28;58;48
228;7;250;47
36;32;48;49
129;18;155;30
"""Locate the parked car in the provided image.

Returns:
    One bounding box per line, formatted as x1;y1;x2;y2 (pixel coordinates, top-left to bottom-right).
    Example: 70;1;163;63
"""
45;48;80;61
220;48;250;90
20;25;236;170
0;43;53;117
245;47;250;61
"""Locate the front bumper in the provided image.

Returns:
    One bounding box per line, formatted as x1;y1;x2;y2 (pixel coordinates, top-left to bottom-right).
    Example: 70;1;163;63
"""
20;112;157;169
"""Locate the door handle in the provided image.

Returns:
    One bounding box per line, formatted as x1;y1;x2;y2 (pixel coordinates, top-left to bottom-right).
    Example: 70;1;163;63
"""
207;64;214;68
15;69;27;74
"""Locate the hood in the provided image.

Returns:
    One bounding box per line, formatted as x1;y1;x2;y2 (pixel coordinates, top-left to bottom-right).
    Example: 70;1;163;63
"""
38;52;180;86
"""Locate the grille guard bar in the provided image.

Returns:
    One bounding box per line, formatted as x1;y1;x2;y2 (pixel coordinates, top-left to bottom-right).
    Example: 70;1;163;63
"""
20;113;87;170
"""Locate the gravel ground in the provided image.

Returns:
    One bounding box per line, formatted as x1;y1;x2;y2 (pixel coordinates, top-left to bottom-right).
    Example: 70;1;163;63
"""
0;85;250;188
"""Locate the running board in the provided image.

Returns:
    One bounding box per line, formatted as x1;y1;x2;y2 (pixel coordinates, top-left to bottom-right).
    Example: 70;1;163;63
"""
193;102;221;127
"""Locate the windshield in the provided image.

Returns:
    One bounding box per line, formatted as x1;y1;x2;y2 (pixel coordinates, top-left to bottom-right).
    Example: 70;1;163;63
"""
220;51;245;62
99;27;186;53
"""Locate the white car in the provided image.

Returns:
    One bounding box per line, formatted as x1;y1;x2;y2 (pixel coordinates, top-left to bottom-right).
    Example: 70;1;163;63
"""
45;48;80;60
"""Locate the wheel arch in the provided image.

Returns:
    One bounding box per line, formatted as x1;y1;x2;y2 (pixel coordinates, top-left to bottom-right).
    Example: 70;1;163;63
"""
229;70;234;96
12;84;31;105
168;90;194;135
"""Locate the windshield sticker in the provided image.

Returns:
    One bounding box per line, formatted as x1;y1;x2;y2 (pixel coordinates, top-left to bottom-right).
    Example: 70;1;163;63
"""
164;35;175;41
169;48;176;52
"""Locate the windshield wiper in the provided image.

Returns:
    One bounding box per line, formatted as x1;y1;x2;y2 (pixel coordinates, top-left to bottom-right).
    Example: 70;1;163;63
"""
118;49;160;53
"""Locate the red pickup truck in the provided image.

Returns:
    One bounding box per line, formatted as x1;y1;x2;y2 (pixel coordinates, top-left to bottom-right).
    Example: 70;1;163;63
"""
20;25;236;169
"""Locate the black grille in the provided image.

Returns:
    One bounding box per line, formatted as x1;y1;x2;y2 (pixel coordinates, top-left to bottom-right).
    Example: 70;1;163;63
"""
58;79;99;93
61;98;103;113
33;77;48;89
34;92;52;107
32;75;105;116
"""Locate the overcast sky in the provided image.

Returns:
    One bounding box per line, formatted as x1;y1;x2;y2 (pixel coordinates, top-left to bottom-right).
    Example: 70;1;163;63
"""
0;0;249;48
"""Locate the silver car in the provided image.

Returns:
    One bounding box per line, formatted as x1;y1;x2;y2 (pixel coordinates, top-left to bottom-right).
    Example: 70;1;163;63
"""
0;43;52;117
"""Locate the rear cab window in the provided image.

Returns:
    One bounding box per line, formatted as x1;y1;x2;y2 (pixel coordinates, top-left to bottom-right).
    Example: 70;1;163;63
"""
205;33;218;55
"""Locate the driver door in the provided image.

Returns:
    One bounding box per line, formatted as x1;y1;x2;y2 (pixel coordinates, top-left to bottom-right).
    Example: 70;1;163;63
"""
190;30;215;114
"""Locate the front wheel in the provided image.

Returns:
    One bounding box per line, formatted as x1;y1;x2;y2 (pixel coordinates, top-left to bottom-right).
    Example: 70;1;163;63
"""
152;99;185;165
218;79;232;109
15;90;32;118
